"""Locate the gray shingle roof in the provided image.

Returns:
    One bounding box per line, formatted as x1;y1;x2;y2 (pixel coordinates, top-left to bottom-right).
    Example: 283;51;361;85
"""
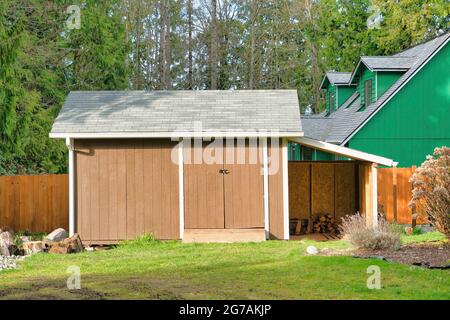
303;32;449;145
325;72;352;84
360;56;416;70
51;90;302;136
321;72;353;89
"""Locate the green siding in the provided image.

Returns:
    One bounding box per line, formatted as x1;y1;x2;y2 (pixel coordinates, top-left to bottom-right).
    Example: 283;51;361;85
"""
357;68;376;108
376;71;404;99
337;86;356;108
288;142;301;160
349;42;450;167
314;149;333;160
326;85;336;113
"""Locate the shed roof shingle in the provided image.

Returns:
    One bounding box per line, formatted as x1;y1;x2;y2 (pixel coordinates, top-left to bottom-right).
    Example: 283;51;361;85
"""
51;90;302;137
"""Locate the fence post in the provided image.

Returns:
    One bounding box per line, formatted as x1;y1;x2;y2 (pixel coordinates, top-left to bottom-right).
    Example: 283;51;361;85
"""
392;164;398;223
410;165;417;227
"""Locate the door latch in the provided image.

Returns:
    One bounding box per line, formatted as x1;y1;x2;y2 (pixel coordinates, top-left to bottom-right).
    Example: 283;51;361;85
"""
219;169;230;175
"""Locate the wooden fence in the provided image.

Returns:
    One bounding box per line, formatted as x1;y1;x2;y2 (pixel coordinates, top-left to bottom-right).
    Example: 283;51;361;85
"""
377;167;421;224
0;174;68;233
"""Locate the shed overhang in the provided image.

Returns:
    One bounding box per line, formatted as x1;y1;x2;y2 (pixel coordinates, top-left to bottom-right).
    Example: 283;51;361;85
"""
288;136;395;167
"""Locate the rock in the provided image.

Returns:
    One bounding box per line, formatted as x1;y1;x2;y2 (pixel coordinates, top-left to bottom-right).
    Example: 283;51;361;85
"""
48;233;83;254
19;236;30;244
0;231;14;247
306;245;319;255
404;227;414;235
22;241;50;255
0;227;14;237
44;228;68;242
0;243;9;256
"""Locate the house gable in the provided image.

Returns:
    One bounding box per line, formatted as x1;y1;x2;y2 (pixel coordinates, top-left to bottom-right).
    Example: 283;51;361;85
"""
348;41;450;167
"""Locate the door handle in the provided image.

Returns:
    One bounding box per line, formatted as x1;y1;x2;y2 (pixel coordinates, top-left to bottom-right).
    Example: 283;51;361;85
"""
219;169;230;175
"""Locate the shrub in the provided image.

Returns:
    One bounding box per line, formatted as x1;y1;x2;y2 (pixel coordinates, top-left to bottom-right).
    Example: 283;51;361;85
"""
409;147;450;239
339;214;401;250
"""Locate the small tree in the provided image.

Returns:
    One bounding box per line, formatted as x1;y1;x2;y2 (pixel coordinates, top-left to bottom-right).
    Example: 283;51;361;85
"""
409;147;450;238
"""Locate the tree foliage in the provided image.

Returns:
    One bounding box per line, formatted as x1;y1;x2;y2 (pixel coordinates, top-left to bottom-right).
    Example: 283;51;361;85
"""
0;0;448;174
409;147;450;239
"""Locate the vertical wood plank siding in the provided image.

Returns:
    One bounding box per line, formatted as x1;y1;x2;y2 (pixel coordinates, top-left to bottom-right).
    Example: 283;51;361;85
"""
268;139;285;239
0;175;69;232
75;139;180;242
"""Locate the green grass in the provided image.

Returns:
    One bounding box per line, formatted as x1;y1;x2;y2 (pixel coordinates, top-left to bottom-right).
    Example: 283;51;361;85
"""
0;233;448;300
400;231;446;244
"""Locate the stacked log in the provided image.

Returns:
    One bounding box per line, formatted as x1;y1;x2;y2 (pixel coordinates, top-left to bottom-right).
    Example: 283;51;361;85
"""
312;214;339;234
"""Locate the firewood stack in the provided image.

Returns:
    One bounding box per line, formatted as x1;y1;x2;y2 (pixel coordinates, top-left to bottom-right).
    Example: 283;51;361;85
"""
312;214;339;234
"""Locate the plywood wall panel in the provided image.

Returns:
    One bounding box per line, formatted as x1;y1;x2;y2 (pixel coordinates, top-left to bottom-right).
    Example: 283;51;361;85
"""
311;163;335;216
288;162;310;220
334;163;356;220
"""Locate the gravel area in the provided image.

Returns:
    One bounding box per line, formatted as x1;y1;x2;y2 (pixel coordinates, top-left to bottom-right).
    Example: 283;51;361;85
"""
0;255;25;271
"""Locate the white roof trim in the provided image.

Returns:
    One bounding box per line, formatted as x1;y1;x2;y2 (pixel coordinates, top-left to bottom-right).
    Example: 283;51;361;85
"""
50;131;304;139
289;137;395;167
341;35;449;146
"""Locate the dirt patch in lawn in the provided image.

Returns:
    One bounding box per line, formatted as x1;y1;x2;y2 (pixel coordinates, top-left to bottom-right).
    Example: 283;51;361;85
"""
321;242;450;269
0;275;206;300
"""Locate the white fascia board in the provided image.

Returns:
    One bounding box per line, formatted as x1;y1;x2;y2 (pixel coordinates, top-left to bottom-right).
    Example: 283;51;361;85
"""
289;136;394;167
50;131;304;139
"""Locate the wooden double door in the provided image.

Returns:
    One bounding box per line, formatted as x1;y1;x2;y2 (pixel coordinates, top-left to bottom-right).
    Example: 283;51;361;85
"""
184;139;264;229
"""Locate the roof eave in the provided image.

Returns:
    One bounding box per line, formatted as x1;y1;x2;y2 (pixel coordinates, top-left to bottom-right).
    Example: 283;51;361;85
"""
50;131;305;139
289;137;394;166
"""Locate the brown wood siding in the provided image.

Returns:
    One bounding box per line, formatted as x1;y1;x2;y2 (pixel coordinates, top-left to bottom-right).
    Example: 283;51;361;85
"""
184;140;225;229
184;139;264;230
75;139;180;242
224;140;264;228
268;139;285;239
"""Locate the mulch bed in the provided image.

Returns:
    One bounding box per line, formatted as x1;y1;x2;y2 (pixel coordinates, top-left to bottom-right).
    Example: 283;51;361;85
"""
353;242;450;269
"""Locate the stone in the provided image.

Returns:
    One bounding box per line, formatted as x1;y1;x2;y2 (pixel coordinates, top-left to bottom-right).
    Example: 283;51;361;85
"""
0;231;14;247
0;227;14;237
22;241;50;255
0;242;9;256
19;236;30;244
404;227;414;235
306;245;319;255
48;233;83;254
44;228;68;242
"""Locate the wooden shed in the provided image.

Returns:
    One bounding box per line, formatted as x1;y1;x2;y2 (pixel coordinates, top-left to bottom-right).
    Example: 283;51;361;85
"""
51;90;394;244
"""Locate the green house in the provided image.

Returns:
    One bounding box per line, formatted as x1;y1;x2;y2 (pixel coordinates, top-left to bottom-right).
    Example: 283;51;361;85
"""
293;32;450;167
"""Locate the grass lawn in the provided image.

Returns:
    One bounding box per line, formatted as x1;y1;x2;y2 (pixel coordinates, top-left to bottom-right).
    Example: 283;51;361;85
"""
0;232;448;300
